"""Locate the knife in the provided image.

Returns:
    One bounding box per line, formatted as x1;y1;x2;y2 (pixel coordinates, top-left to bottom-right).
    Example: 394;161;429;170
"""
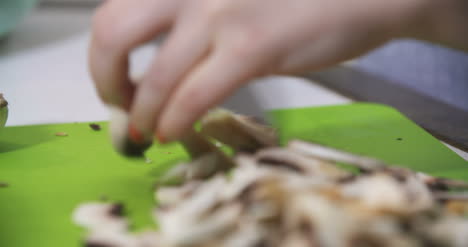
305;65;468;152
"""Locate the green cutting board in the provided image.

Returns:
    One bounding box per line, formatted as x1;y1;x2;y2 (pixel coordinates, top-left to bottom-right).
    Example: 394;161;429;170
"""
0;103;467;247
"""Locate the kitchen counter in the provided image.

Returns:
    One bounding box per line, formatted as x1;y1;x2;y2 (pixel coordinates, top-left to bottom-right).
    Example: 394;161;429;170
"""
1;6;467;160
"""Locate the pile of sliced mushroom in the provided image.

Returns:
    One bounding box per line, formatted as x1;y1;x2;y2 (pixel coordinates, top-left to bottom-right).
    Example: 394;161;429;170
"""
74;109;468;247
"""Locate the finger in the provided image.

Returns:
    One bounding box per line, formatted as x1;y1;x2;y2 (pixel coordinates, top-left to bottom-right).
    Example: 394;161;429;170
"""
89;0;177;109
129;18;211;136
156;47;270;142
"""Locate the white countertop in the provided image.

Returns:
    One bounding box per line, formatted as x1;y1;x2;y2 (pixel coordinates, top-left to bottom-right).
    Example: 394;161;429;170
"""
1;6;467;161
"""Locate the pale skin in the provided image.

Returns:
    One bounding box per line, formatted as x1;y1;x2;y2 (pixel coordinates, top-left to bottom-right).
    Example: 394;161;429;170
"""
89;0;468;143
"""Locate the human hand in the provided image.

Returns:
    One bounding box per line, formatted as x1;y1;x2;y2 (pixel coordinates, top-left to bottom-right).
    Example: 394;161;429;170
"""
89;0;442;143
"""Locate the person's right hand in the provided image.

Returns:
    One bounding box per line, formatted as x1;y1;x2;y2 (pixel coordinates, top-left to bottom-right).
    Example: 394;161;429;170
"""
89;0;468;144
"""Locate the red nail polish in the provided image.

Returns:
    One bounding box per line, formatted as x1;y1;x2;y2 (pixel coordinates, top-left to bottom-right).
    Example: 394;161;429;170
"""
128;124;144;144
156;131;166;144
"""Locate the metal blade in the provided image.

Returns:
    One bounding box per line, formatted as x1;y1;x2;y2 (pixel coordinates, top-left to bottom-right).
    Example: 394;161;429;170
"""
305;65;468;152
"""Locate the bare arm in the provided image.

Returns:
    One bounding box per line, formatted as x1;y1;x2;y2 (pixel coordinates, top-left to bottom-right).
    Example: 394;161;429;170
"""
406;0;468;51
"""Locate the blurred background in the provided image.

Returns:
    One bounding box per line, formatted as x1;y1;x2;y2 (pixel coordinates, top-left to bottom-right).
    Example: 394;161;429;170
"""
1;0;467;158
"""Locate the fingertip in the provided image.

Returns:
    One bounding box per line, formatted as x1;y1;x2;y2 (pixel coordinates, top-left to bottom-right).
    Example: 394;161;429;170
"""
128;123;145;144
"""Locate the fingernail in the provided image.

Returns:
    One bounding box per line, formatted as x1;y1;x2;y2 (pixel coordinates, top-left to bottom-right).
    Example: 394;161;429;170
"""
128;124;145;144
156;131;167;144
121;124;153;158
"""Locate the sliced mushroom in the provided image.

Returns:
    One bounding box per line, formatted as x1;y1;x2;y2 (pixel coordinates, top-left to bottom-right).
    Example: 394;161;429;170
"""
158;130;235;184
76;121;468;247
419;217;468;247
156;182;202;207
341;172;434;215
73;203;127;233
160;204;242;247
200;108;278;153
416;172;468;191
433;192;468;201
444;200;468;215
255;147;349;179
288;140;386;171
178;129;226;161
161;153;228;183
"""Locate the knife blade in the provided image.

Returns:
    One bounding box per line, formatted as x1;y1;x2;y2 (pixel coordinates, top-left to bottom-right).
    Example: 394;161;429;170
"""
305;65;468;152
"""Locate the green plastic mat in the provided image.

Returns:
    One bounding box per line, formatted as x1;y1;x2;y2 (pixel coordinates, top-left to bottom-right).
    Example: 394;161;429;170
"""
0;103;466;246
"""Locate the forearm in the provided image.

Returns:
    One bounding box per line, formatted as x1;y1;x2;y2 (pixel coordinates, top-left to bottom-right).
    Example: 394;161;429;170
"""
409;0;468;51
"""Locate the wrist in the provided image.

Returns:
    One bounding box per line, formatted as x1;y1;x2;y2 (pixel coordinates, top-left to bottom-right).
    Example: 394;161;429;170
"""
402;0;468;51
